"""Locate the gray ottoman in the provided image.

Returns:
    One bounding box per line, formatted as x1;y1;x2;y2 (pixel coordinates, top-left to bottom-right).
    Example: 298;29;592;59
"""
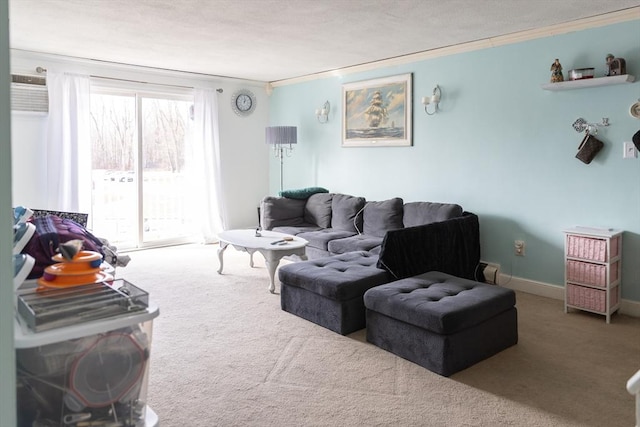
364;271;518;376
279;251;393;335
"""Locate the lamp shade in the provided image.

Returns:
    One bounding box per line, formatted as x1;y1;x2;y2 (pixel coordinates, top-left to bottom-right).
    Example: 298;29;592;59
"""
265;126;297;145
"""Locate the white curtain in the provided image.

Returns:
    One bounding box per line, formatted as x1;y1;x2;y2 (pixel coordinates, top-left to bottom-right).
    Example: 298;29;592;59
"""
45;70;91;213
192;88;226;243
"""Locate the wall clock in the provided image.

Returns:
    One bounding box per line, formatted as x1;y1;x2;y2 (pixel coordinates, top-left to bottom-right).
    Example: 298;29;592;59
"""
630;100;640;119
231;89;256;116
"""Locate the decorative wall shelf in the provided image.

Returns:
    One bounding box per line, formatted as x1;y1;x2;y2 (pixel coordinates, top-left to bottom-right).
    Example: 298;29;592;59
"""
541;74;635;91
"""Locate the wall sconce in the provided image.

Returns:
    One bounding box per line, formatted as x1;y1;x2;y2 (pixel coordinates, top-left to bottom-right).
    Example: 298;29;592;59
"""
422;85;441;115
315;101;330;123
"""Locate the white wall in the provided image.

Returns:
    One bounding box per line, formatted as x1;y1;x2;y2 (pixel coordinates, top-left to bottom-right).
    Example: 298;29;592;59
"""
10;50;271;230
11;112;47;208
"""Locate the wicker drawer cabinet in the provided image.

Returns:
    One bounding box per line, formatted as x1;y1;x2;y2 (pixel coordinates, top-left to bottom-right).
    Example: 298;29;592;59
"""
563;227;622;323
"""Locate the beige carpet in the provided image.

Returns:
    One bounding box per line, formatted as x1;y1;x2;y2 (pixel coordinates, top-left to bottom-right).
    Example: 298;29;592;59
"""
118;244;640;427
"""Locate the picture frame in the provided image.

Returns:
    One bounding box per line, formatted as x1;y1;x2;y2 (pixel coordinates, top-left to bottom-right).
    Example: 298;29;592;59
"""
342;73;412;147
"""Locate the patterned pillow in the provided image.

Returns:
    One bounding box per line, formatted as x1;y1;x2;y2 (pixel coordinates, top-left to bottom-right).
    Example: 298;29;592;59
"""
31;209;89;227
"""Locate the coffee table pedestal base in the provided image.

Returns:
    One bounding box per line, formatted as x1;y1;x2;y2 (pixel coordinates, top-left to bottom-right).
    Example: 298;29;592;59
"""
217;241;307;293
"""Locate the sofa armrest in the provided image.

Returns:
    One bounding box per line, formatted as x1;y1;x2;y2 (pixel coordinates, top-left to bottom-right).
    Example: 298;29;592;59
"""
260;196;307;230
377;212;480;280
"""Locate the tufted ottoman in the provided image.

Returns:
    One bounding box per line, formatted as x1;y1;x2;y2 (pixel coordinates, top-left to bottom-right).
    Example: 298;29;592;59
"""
279;251;393;335
364;271;518;376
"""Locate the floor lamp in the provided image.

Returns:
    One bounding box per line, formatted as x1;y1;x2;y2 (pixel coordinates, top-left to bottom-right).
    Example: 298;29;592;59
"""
265;126;297;194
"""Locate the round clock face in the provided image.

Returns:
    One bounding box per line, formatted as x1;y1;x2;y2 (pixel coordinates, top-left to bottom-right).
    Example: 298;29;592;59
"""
630;101;640;119
231;90;256;116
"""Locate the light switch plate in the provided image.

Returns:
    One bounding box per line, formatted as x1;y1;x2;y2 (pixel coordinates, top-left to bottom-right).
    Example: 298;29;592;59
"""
623;141;637;159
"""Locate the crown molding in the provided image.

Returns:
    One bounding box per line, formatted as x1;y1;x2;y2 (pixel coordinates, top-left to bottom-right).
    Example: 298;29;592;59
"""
10;48;266;89
270;7;640;88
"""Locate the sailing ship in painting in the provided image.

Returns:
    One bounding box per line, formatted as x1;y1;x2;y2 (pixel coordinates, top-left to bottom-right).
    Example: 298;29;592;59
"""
345;84;405;140
364;91;388;127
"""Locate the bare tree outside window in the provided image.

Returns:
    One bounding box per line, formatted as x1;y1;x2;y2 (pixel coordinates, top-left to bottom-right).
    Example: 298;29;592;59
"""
89;92;194;248
90;94;135;172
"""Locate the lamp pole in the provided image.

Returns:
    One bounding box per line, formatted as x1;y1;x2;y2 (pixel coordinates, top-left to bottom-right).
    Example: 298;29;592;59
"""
278;145;284;194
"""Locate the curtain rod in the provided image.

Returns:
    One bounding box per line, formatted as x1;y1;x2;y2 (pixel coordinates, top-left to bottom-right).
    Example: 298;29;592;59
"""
35;66;223;93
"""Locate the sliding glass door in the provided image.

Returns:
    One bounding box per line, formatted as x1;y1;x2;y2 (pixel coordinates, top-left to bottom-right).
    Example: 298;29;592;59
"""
89;89;195;249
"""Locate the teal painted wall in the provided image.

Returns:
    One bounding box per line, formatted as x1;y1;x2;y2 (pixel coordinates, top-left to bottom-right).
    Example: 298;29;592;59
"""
269;20;640;301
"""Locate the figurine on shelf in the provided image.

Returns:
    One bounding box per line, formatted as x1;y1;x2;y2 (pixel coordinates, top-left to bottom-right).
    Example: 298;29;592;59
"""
550;58;564;83
606;53;626;76
606;54;615;76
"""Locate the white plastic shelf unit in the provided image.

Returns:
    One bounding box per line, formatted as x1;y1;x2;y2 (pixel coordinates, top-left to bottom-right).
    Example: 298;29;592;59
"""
563;227;623;323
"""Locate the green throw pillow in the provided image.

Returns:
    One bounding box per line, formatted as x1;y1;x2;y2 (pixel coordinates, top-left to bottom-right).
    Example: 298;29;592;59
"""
279;187;329;200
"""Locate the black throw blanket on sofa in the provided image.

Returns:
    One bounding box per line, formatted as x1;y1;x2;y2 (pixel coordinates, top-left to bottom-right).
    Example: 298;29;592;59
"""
376;212;480;281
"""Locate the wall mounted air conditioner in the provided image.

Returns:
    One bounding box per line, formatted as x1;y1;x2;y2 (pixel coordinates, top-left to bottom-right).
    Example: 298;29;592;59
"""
11;74;48;113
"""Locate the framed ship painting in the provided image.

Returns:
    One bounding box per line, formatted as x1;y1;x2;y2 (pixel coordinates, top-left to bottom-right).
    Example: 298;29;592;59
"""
342;73;412;147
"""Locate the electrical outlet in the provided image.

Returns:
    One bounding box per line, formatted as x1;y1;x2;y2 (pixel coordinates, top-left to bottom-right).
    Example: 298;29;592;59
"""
515;240;525;256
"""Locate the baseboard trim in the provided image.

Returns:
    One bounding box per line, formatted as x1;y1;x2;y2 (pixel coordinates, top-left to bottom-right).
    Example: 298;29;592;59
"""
498;274;640;318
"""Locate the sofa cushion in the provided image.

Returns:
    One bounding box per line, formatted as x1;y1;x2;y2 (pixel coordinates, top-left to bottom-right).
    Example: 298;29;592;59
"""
278;251;392;301
297;228;357;252
331;194;365;232
304;193;333;228
403;202;463;228
260;197;306;230
328;234;384;254
363;198;404;237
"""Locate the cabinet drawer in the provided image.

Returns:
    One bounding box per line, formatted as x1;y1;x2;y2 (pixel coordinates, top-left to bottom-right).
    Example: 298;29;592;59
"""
566;260;619;287
566;284;618;313
566;235;619;261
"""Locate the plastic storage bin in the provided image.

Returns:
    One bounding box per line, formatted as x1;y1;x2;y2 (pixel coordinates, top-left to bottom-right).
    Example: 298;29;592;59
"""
15;295;159;427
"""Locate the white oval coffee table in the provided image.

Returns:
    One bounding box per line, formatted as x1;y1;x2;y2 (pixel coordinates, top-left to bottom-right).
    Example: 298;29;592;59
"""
217;229;308;293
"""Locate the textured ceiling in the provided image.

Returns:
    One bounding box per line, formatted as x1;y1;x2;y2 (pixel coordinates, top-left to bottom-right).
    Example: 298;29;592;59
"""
8;0;640;82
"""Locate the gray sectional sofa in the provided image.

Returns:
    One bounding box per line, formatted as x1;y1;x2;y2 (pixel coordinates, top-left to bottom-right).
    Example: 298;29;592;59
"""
260;193;464;259
260;192;484;332
259;192;518;376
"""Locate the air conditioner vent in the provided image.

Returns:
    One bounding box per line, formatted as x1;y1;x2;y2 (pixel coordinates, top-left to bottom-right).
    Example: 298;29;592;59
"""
11;74;46;86
11;74;48;112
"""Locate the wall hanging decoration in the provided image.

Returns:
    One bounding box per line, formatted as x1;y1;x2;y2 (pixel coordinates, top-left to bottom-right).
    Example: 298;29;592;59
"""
572;118;607;164
572;117;609;133
342;73;412;147
231;89;256;116
575;132;604;164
